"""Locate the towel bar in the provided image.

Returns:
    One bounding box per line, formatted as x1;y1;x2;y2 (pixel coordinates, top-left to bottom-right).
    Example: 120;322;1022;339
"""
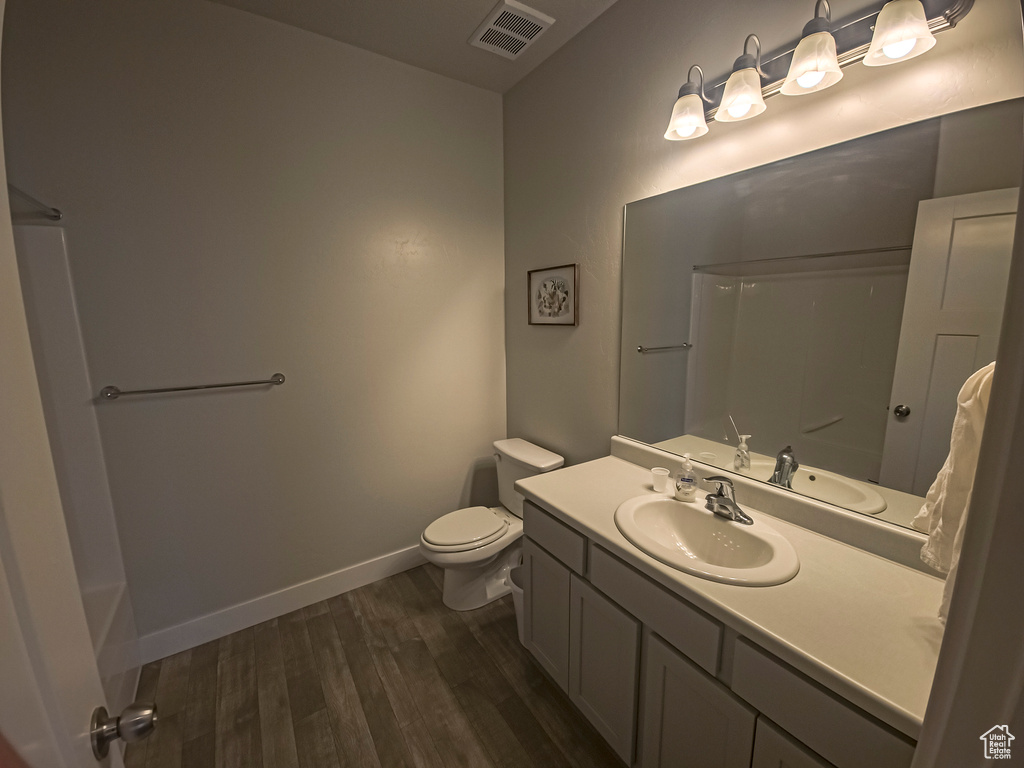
100;373;285;400
637;343;692;353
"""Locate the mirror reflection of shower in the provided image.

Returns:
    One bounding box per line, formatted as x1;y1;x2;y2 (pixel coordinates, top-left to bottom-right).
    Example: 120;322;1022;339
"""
686;248;909;486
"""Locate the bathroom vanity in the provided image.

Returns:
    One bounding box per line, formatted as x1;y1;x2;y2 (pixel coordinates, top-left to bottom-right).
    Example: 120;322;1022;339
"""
516;437;944;768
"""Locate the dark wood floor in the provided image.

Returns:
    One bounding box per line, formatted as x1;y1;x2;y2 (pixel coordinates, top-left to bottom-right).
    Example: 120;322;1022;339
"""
126;563;623;768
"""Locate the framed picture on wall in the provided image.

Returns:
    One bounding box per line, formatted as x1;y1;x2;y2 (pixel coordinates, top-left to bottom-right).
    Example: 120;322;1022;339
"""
528;263;579;326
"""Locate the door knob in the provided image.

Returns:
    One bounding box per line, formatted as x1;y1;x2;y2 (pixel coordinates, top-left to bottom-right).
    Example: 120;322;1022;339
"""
893;404;911;418
91;702;158;759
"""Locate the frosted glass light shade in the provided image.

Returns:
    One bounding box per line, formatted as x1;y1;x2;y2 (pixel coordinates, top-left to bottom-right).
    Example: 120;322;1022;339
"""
715;67;766;123
864;0;936;66
664;93;709;140
781;31;843;95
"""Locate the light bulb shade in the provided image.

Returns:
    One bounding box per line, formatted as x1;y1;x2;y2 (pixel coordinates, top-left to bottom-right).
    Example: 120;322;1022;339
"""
715;67;766;123
864;0;936;66
664;93;709;140
781;31;843;95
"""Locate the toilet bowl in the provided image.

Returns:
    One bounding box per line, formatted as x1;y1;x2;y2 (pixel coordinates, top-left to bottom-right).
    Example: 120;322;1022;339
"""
419;438;563;611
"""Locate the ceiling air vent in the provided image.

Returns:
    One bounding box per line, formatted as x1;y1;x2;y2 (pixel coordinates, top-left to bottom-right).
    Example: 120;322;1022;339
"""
469;0;555;61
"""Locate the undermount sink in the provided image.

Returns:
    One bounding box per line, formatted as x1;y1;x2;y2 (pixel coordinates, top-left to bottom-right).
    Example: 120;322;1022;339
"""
614;494;799;586
738;459;887;515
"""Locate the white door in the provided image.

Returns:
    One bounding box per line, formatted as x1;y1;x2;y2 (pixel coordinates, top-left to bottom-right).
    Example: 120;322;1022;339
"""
879;188;1019;495
0;40;124;768
0;217;122;768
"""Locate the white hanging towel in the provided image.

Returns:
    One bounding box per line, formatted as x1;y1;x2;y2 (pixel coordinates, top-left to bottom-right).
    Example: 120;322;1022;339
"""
912;361;996;621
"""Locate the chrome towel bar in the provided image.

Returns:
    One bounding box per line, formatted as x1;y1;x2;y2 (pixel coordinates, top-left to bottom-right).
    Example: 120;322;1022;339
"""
100;373;285;400
637;343;692;353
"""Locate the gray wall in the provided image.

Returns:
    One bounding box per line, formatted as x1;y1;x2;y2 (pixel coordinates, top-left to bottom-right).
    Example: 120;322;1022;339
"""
503;0;1024;465
2;0;505;638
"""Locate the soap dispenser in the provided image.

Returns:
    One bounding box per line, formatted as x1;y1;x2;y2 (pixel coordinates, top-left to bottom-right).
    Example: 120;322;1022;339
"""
734;435;751;472
675;454;698;502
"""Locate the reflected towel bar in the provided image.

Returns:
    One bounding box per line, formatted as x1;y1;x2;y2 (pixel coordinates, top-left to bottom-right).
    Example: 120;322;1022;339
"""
8;184;63;221
637;343;692;353
100;373;285;400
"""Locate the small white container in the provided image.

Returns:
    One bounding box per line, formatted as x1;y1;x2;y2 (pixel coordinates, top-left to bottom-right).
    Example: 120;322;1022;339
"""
652;467;671;492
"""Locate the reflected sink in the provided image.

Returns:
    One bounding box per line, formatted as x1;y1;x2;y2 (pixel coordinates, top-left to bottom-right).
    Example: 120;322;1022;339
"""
738;459;887;515
614;494;799;586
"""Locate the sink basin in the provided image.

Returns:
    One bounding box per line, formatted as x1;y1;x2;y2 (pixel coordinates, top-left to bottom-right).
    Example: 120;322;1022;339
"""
738;459;887;515
614;494;799;586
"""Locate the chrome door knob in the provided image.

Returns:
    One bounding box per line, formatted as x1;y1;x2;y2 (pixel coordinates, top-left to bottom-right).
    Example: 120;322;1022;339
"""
117;702;158;743
893;404;911;418
91;702;158;759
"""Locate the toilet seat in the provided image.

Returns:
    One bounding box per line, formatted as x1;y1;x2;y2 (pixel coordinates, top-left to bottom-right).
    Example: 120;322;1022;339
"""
422;506;509;552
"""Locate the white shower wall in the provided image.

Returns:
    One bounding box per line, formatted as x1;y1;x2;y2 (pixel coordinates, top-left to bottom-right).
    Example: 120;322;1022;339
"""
13;224;139;713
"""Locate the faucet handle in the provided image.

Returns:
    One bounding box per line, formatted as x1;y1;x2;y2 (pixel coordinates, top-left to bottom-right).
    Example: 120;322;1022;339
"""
704;475;735;500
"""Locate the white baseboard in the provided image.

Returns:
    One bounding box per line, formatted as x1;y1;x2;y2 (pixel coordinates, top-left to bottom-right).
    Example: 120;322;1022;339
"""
138;545;426;663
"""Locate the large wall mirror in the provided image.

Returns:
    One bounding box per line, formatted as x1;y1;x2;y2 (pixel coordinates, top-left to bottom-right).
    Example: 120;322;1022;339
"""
619;98;1023;529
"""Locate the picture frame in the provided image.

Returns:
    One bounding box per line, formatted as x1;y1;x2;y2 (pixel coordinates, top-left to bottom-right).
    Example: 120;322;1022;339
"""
527;263;579;326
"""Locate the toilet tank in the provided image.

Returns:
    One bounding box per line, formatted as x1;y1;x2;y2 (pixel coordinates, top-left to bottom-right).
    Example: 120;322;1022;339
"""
494;438;564;518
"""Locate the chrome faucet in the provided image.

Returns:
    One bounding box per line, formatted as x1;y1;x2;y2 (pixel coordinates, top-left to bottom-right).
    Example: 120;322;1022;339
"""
704;476;753;525
769;446;799;489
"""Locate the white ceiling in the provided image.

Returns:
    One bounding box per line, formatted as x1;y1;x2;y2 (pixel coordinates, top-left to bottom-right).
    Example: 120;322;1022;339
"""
207;0;621;93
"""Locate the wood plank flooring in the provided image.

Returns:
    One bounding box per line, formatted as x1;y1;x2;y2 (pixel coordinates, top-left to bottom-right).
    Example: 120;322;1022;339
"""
126;564;624;768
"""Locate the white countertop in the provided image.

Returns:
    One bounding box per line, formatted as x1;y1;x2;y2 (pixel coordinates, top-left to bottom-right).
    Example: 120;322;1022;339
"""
516;454;945;741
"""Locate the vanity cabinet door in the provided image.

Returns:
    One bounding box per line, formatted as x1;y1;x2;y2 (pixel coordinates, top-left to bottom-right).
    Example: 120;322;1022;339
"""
752;718;836;768
568;574;640;764
640;631;756;768
522;538;571;691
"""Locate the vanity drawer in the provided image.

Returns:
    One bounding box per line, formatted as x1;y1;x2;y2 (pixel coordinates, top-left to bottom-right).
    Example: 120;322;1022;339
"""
523;500;587;574
731;639;915;768
588;545;721;675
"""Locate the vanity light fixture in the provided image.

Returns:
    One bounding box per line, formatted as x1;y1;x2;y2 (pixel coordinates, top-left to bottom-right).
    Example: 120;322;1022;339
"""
864;0;937;66
781;0;843;95
662;0;973;142
715;35;767;123
664;65;711;140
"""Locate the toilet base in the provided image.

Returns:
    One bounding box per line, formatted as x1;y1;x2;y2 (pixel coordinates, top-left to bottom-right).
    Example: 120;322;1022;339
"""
441;543;522;611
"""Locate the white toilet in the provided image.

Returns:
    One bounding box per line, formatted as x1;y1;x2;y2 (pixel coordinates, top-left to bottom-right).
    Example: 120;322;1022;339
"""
419;438;564;610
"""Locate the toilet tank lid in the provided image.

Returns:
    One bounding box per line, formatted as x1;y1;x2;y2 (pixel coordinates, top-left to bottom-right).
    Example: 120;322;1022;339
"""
493;438;564;472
